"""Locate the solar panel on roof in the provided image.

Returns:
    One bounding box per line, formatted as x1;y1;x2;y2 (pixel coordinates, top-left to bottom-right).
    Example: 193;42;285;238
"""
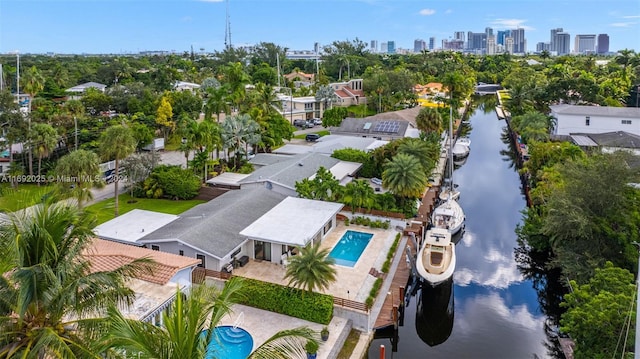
363;122;372;130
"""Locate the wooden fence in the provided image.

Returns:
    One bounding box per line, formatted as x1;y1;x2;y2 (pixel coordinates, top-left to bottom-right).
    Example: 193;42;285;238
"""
333;296;369;312
192;267;231;284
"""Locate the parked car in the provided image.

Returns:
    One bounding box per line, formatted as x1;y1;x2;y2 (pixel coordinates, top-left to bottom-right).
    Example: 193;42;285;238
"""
312;118;322;125
370;177;383;185
305;120;315;128
293;119;307;127
305;133;320;142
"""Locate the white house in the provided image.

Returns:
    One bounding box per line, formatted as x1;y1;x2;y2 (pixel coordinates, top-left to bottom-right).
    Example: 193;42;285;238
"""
174;81;201;92
551;104;640;137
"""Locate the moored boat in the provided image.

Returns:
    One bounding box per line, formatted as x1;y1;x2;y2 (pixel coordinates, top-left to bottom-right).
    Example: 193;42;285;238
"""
416;228;456;286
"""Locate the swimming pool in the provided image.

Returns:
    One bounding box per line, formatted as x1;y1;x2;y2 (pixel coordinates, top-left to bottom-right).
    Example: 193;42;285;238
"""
204;326;253;359
328;230;374;267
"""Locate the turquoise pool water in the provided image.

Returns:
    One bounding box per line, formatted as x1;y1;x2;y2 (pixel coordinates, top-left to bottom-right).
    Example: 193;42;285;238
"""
328;230;374;267
204;326;253;359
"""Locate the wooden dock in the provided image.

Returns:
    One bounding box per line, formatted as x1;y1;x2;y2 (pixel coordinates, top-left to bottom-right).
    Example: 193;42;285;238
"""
373;241;413;329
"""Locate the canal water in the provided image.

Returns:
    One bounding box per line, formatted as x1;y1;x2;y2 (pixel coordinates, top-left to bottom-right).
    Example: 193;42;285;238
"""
368;100;560;358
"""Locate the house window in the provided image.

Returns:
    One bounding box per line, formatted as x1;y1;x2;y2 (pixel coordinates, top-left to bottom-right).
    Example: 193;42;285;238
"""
305;103;313;110
179;250;184;256
323;220;333;235
622;120;632;125
151;245;159;251
585;116;590;126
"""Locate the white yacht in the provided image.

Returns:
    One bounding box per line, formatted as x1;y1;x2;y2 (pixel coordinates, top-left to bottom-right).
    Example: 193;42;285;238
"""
416;227;456;286
431;199;465;235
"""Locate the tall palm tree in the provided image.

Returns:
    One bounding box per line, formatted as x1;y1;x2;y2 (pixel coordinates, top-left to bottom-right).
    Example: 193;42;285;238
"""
398;138;435;175
221;114;261;169
0;202;147;358
415;107;443;134
55;149;102;208
31;122;58;184
342;179;375;214
203;85;230;122
100;278;316;359
284;241;337;294
99;125;137;217
20;65;45;114
382;153;428;199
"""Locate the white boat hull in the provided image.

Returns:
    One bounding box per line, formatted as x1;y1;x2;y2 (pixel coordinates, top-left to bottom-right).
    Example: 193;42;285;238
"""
438;188;460;202
432;199;465;235
416;228;456;286
452;143;470;159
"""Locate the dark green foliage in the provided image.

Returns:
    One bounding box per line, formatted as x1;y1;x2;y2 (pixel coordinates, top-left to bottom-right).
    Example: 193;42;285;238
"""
381;233;401;273
141;165;201;200
322;107;348;127
236;278;334;324
331;148;378;178
350;216;390;229
365;278;383;308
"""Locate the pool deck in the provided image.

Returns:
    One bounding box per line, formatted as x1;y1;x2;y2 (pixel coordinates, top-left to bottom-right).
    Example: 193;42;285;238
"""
232;222;398;302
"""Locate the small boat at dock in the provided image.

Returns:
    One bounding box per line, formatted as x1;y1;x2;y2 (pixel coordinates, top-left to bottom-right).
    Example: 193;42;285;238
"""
416;228;456;287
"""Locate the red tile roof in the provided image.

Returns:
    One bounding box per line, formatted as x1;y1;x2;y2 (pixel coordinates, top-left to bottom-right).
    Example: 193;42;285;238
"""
334;89;350;98
84;239;200;285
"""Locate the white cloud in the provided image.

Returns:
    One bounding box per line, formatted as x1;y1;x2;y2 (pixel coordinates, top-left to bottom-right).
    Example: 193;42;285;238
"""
611;22;637;27
489;18;534;30
445;9;453;14
622;15;640;19
419;8;436;16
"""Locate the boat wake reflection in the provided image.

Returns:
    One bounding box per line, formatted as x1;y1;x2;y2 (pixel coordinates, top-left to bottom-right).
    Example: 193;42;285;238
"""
415;277;455;347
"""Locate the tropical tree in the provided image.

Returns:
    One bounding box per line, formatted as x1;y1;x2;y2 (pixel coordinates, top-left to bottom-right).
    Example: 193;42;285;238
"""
0;202;147;358
30;122;58;182
156;94;174;142
398;138;436;175
203;85;230;122
560;261;636;359
54;149;102;207
382;153;428;199
220;114;261;169
415;107;443;134
0;90;26;187
295;166;341;202
100;278;316;359
99;125;137;217
20;65;45;113
342;179;375;213
284;241;337;294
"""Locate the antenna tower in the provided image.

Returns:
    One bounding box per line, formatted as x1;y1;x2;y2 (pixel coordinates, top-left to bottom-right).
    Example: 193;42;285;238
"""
224;0;232;49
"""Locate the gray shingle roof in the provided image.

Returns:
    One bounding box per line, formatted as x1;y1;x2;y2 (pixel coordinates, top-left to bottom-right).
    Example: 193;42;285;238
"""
551;104;640;118
574;131;640;149
139;188;286;258
240;153;339;189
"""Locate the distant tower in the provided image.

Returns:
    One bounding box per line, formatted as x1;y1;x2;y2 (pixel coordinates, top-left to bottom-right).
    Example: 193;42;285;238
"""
224;0;232;49
597;34;609;54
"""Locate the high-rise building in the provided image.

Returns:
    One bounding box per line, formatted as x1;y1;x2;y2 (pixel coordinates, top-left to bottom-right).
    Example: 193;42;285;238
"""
505;37;514;54
414;39;426;53
314;42;320;54
536;42;550;52
486;35;497;55
454;31;465;41
429;37;436;50
370;40;378;53
485;27;494;37
574;34;596;54
497;30;510;46
381;42;388;53
442;39;464;51
467;32;487;51
550;28;563;52
511;28;526;53
555;32;571;55
597;34;609;54
387;41;396;54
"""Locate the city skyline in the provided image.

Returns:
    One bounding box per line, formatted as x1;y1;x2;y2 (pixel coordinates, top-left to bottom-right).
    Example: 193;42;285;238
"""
0;0;638;55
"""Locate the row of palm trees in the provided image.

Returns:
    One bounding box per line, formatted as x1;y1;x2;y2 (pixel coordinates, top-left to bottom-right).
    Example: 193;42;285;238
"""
0;200;322;358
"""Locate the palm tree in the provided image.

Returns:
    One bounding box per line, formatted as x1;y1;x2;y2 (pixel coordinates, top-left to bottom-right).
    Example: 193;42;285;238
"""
398;138;435;175
31;122;58;184
99;125;137;217
382;153;428;199
20;65;45;114
55;149;102;208
0;90;26;188
415;107;443;134
343;179;375;214
221;114;261;169
100;278;316;359
284;241;337;294
0;202;147;358
203;85;230;122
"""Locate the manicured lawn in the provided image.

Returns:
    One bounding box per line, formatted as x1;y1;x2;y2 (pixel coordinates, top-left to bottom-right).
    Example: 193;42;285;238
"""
0;184;56;212
84;193;206;225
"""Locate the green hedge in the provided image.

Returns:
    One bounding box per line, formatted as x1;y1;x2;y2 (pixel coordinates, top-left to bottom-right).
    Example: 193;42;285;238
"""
365;278;383;308
382;233;401;273
236;278;333;324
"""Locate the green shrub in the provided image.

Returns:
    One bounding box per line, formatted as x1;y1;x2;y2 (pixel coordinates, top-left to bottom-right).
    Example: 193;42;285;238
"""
235;278;333;324
344;218;350;226
366;278;383;308
142;165;201;200
381;234;401;273
305;340;319;354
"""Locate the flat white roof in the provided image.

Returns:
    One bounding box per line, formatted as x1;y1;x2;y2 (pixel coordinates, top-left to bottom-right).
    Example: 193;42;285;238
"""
206;172;251;186
308;161;362;184
94;209;179;243
240;197;343;246
272;144;313;155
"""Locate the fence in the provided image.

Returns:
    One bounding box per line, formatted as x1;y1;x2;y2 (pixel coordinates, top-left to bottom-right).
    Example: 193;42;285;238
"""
333;296;369;312
192;267;231;284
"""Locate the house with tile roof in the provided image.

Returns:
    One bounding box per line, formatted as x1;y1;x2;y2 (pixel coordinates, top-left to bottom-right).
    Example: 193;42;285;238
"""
551;104;640;137
83;238;199;325
330;79;366;107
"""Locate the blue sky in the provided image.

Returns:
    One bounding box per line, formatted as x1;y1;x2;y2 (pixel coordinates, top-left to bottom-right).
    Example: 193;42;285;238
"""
0;0;638;54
